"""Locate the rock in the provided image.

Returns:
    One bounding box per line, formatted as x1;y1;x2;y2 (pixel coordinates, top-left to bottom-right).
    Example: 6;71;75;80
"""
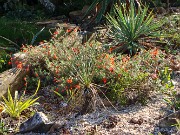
69;5;96;23
153;7;166;14
11;52;27;68
19;112;53;133
129;117;144;125
0;52;29;99
102;115;119;129
159;110;180;128
169;7;180;13
69;10;83;23
36;20;63;28
0;67;29;99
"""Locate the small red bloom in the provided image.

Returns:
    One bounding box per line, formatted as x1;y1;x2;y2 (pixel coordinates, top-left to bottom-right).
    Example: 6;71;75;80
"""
151;48;158;57
55;70;59;74
102;78;107;84
151;73;158;80
66;79;73;84
75;84;80;89
8;61;12;65
89;43;93;47
109;67;114;72
66;29;71;33
53;31;59;35
53;54;58;59
17;63;23;69
109;47;113;53
35;73;39;77
55;88;59;92
23;49;27;53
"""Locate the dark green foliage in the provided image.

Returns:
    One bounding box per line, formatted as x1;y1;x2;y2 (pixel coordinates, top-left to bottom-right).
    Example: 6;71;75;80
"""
0;50;11;73
83;0;120;23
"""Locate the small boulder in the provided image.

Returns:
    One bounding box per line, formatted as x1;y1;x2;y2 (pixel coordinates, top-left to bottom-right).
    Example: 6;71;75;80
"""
159;110;180;128
19;112;53;133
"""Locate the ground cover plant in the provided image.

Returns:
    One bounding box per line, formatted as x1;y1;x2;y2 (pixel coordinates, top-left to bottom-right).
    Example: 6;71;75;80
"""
19;26;172;114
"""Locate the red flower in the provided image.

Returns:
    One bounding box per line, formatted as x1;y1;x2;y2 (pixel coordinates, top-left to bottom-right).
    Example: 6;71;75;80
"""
53;31;59;35
35;73;39;77
109;67;114;72
53;54;58;59
109;47;113;53
72;48;79;53
8;61;12;65
55;88;59;92
66;29;71;33
110;57;115;65
23;49;27;53
75;84;80;89
66;79;73;84
151;48;159;58
55;70;59;74
17;62;23;69
102;78;107;84
151;73;158;80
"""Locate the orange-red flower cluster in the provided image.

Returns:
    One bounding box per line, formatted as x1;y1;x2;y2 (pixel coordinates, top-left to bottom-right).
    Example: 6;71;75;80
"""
66;78;73;84
151;48;159;58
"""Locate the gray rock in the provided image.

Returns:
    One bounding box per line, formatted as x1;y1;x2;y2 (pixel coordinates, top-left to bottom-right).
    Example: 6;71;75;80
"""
19;112;53;133
0;52;29;99
0;68;29;99
11;52;27;68
69;5;96;23
159;110;180;128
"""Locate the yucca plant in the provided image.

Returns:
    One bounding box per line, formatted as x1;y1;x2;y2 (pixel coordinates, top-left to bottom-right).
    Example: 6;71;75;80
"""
1;80;40;119
106;0;164;55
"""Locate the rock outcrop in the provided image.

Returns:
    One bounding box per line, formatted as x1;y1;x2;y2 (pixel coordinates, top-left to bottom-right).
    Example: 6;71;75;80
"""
19;112;53;133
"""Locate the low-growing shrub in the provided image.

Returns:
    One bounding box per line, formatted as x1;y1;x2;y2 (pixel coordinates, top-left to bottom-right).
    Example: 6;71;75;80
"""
107;49;170;105
22;28;171;109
